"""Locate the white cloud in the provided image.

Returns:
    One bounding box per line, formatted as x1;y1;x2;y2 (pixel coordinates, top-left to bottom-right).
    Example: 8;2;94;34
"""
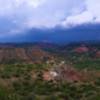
1;0;100;34
62;0;100;27
62;11;94;27
0;0;45;16
23;0;85;28
0;0;85;28
86;0;100;22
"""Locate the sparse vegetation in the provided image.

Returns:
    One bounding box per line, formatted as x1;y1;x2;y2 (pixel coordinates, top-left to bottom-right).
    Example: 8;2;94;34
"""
0;43;99;100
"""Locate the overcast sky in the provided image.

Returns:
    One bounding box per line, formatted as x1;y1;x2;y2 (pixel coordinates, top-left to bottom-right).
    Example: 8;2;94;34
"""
0;0;100;35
